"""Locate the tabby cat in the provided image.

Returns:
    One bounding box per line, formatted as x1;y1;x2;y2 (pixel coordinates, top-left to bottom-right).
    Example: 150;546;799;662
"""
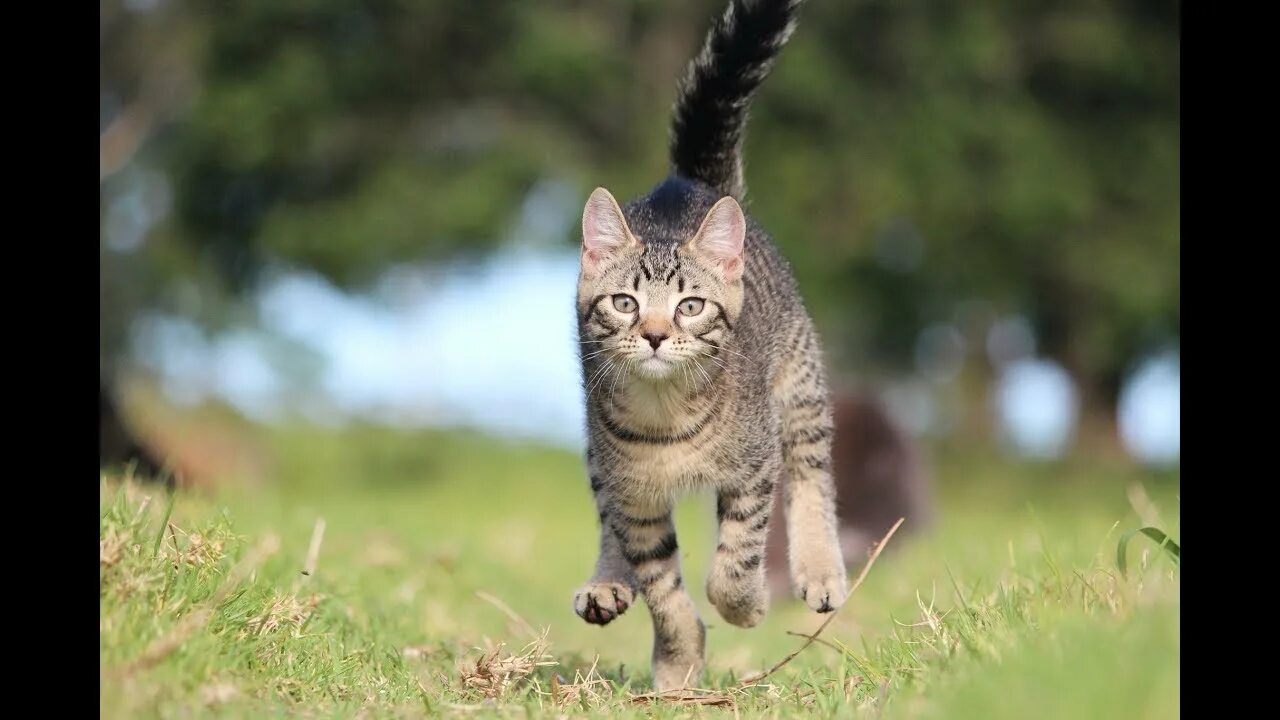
572;0;844;690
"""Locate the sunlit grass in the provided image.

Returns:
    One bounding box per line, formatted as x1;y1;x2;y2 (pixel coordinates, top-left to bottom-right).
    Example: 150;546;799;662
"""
101;426;1179;717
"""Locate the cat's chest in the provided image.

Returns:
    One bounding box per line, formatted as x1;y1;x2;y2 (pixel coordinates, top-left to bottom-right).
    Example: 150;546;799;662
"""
621;438;717;490
607;387;730;491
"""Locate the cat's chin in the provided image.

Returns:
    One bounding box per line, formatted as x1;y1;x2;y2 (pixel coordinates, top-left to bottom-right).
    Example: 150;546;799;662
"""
634;356;678;380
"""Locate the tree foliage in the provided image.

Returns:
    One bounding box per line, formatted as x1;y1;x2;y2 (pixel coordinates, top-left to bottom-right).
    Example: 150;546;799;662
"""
101;0;1179;407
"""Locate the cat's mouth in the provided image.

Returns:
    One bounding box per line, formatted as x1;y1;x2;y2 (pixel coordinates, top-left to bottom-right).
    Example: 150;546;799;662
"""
635;355;676;379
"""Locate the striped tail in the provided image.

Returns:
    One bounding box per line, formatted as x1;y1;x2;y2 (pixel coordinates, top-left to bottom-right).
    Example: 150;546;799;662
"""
669;0;807;201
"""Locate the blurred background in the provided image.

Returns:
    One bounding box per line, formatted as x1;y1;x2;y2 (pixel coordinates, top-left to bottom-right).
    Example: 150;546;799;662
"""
99;6;1179;711
100;0;1178;489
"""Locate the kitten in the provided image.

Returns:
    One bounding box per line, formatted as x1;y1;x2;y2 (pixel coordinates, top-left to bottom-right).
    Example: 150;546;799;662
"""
571;0;842;690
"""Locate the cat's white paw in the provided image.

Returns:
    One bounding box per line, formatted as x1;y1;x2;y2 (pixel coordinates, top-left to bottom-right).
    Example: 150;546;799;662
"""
573;581;633;625
794;565;848;613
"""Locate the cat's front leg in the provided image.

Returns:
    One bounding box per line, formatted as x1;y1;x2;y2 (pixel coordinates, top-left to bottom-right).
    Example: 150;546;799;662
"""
780;389;848;613
613;495;705;691
707;454;782;627
573;473;637;626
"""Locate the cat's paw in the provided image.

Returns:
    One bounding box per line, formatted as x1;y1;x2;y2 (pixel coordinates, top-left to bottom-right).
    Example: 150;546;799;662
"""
707;562;768;628
573;582;633;626
794;565;848;613
709;590;768;628
652;657;704;692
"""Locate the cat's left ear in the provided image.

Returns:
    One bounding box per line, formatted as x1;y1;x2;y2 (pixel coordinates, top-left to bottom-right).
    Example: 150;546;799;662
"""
581;187;639;276
686;196;746;283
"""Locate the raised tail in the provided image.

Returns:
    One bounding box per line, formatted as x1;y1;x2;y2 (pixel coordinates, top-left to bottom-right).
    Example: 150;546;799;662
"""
670;0;807;201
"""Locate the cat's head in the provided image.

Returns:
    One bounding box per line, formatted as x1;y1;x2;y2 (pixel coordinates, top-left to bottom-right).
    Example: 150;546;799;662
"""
576;186;745;381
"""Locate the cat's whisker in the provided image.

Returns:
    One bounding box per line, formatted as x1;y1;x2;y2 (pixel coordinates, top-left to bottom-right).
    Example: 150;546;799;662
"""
685;355;715;387
706;343;755;365
696;363;716;386
584;357;612;384
597;362;620;406
693;348;729;365
698;356;734;376
585;359;616;398
589;365;616;400
679;359;696;392
698;361;716;386
607;358;633;412
693;349;731;373
581;347;614;361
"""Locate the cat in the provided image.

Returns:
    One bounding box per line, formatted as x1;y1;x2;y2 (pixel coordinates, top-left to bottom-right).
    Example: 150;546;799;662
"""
571;0;843;690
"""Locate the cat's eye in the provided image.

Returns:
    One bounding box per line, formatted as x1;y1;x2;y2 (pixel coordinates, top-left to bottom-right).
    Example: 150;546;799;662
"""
678;298;705;316
612;294;638;313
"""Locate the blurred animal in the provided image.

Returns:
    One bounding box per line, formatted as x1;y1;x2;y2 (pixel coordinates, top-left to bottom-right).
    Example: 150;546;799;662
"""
100;383;166;482
765;389;932;597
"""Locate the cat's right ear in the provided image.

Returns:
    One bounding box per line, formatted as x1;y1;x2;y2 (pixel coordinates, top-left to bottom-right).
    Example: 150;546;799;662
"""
581;187;637;276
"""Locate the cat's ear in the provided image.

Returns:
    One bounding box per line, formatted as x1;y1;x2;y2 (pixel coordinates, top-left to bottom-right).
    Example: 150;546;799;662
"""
686;196;746;283
581;187;638;275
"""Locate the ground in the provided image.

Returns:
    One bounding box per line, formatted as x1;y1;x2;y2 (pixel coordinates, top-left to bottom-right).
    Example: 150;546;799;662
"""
100;419;1180;718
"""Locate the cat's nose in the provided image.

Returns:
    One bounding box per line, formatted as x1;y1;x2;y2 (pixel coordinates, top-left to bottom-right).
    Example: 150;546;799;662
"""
642;331;669;350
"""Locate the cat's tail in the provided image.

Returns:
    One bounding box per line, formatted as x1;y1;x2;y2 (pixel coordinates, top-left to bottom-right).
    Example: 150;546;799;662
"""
670;0;807;201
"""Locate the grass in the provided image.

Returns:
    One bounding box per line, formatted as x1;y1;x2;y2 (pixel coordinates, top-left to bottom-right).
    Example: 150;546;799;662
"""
100;422;1179;718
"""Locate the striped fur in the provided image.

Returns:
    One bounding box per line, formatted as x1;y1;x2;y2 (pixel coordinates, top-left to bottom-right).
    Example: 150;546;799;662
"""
572;0;843;692
670;0;807;201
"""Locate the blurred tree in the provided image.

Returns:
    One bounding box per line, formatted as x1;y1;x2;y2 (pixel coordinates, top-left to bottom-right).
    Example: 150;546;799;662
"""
101;0;1178;468
745;0;1179;431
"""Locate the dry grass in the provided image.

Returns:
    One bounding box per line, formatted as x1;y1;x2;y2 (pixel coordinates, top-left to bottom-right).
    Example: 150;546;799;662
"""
100;526;127;568
544;656;615;707
458;629;557;699
242;592;323;637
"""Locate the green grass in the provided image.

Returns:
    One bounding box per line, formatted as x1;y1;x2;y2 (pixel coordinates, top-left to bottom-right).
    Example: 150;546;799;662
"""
101;425;1179;718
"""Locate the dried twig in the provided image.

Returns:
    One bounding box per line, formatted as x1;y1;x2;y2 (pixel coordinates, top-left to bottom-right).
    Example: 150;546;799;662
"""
783;630;846;654
630;687;737;707
738;518;905;686
301;517;326;579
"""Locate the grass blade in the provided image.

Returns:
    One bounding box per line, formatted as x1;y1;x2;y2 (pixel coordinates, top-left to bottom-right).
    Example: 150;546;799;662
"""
1116;526;1179;577
151;489;177;558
